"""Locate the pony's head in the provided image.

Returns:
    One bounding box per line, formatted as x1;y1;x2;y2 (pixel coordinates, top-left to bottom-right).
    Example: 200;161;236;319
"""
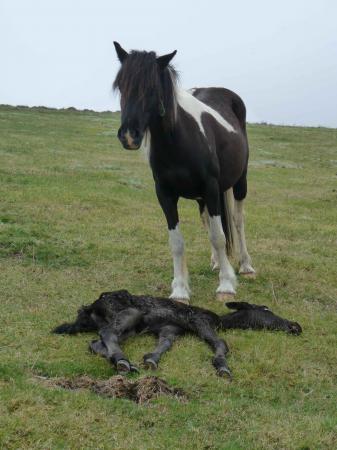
113;42;177;150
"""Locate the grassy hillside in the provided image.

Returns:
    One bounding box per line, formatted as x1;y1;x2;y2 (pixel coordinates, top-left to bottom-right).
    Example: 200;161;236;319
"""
0;105;336;449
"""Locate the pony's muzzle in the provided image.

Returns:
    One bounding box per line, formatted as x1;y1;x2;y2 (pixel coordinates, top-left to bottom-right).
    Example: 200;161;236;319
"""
117;127;143;150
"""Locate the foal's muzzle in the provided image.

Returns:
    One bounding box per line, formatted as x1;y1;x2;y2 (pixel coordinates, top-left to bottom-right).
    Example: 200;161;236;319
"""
117;127;143;150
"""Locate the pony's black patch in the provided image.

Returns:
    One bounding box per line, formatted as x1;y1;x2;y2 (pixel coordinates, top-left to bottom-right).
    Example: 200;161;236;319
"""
112;43;255;300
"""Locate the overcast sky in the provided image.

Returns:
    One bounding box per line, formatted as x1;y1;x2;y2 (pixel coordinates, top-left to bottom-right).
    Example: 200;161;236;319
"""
1;0;336;127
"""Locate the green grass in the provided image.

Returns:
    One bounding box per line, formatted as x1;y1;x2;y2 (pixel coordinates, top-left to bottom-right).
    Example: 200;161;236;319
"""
0;104;336;449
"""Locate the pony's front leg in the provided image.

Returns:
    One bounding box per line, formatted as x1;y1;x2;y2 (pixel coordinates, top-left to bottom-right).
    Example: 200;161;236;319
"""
205;181;237;301
156;186;190;303
209;216;237;300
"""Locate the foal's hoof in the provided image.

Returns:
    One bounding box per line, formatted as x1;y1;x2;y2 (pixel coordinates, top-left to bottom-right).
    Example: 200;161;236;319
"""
217;366;232;379
116;359;131;373
143;354;158;370
144;358;158;370
130;364;140;374
216;292;235;302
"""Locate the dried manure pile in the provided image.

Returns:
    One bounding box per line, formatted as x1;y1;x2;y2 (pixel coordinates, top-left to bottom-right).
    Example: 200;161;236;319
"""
36;374;187;404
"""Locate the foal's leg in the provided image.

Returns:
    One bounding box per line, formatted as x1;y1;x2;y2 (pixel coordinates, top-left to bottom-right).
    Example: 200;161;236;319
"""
156;185;190;303
194;321;231;377
89;329;136;359
99;308;143;373
89;339;109;357
143;325;182;369
233;175;256;277
204;180;237;300
198;200;219;270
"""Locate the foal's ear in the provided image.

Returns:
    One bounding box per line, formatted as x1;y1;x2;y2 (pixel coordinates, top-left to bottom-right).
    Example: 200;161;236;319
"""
156;50;177;69
113;41;128;63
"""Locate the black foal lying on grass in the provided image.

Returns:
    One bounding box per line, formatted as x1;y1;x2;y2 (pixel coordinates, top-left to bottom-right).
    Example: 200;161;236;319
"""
53;290;302;378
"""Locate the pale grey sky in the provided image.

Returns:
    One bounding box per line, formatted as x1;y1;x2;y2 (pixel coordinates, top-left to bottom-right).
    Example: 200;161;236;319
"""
1;0;336;127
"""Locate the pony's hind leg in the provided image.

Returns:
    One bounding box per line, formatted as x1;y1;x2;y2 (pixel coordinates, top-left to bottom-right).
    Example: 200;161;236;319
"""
233;174;256;277
198;200;219;270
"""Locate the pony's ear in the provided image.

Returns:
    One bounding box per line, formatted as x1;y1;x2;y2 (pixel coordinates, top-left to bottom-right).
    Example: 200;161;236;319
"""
156;50;177;69
113;41;128;63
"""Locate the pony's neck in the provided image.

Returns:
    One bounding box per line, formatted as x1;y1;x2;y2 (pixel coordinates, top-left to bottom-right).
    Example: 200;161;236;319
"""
145;78;180;155
149;116;173;147
153;68;178;131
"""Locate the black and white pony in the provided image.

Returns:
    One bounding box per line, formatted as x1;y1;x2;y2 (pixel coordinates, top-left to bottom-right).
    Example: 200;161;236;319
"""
113;42;256;304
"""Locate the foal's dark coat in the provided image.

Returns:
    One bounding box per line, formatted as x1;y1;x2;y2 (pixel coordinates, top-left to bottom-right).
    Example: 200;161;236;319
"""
53;290;302;377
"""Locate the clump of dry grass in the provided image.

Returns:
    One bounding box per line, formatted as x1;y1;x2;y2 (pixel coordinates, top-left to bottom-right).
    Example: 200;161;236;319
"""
37;375;187;404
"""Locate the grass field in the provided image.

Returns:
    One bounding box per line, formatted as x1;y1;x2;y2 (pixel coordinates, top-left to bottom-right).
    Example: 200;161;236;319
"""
0;104;336;450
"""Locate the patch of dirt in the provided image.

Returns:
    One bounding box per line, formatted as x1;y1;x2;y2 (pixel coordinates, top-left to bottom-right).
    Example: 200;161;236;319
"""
36;375;187;404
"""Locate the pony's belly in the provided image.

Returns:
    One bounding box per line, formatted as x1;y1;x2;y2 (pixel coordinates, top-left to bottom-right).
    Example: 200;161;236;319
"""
159;168;204;199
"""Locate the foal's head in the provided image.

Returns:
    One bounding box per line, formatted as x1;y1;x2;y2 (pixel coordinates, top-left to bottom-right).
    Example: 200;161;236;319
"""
113;42;177;150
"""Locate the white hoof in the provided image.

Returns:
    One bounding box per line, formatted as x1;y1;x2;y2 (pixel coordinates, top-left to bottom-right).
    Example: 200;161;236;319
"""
170;280;190;303
216;292;235;302
216;278;236;300
240;272;256;279
239;263;256;278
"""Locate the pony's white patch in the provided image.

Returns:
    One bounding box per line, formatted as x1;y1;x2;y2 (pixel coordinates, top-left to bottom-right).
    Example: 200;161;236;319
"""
140;130;151;160
177;88;236;136
168;225;190;300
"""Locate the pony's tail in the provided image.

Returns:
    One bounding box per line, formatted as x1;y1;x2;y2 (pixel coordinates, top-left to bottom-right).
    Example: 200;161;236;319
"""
220;188;238;257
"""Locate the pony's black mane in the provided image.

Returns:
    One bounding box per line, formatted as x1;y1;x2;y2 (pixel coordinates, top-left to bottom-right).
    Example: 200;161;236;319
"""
113;50;178;128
